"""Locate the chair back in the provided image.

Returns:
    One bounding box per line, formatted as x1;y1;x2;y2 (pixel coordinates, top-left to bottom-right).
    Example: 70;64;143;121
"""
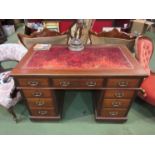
135;36;154;74
0;44;27;62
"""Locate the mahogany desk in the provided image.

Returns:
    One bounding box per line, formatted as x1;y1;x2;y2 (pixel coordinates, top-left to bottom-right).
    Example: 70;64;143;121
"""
11;45;147;122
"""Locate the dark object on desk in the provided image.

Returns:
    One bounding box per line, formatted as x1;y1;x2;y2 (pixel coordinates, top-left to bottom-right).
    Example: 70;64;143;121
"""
11;45;147;122
135;35;155;106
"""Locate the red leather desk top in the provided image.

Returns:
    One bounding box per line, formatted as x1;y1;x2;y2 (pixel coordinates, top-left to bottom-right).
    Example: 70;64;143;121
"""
24;45;133;70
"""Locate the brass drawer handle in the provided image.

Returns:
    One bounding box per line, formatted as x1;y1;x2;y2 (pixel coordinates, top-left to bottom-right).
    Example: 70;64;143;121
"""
115;92;124;98
28;81;39;86
32;92;43;97
60;81;70;87
38;110;48;115
118;81;128;87
35;101;45;106
109;111;118;116
86;81;96;87
112;101;121;107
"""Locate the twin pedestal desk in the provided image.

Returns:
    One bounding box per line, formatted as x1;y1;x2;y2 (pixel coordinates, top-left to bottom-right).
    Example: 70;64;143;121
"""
11;45;147;122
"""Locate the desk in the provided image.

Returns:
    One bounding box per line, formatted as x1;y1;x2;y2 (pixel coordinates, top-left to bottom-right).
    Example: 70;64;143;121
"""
11;45;147;122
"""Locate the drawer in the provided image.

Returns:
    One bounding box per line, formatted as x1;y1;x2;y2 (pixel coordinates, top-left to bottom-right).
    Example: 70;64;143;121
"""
104;90;135;99
106;78;140;88
17;78;49;87
22;89;52;98
30;107;57;116
100;108;127;117
26;98;55;108
52;78;104;88
101;99;131;108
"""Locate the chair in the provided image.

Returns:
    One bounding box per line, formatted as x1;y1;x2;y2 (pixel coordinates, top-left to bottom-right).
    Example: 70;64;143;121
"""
18;28;71;49
135;35;155;106
0;43;27;122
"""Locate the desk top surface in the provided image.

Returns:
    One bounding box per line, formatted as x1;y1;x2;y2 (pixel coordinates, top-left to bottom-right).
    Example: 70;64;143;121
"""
11;45;147;77
25;46;133;70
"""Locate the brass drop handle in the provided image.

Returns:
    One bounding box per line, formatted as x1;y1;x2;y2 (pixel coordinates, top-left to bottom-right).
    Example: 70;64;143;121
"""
115;92;124;98
60;81;70;87
28;81;39;86
32;92;43;97
112;101;121;107
109;111;118;116
86;81;96;87
118;81;128;87
38;110;48;115
35;101;45;106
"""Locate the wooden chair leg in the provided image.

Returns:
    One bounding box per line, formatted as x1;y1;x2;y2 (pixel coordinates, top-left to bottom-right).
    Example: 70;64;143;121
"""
8;107;18;123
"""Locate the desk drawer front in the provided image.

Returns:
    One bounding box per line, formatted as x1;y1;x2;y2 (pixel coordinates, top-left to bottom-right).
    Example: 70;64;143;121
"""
52;78;104;88
30;108;57;116
106;78;140;88
26;98;55;108
17;78;49;87
22;89;52;98
101;108;127;117
104;90;135;99
102;99;131;108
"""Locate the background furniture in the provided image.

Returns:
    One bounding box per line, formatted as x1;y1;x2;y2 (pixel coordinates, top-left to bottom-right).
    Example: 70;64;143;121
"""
130;20;153;36
11;44;147;122
135;36;155;106
0;44;27;122
24;19;76;35
90;19;131;33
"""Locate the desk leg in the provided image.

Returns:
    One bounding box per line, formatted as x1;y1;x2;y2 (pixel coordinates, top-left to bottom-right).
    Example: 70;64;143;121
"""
28;90;65;121
94;90;128;122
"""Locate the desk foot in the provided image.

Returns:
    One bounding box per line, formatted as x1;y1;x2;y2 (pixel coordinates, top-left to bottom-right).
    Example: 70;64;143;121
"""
95;109;127;123
30;115;61;121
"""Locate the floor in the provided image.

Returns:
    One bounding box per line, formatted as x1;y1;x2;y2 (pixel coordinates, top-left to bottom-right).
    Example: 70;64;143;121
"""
0;25;155;135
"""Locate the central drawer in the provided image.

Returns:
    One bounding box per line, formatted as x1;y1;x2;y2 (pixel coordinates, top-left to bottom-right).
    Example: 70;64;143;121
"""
52;78;104;88
22;89;52;98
